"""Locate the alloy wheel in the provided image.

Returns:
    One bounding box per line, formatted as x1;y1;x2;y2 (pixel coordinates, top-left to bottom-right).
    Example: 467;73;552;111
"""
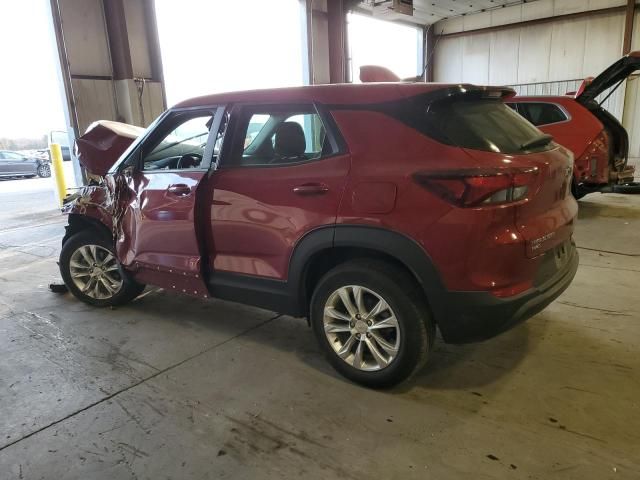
38;164;51;177
69;245;123;299
323;285;401;371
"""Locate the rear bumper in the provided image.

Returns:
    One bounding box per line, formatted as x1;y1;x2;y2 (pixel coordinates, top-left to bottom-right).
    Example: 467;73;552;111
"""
437;243;578;343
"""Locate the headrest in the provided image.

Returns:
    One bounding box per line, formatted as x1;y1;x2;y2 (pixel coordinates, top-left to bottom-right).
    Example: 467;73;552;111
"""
274;122;306;157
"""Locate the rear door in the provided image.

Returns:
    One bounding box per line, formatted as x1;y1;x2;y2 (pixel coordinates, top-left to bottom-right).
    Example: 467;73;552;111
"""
114;107;225;297
205;103;350;281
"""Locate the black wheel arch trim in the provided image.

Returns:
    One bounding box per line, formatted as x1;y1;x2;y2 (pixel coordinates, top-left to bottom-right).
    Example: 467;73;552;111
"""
205;225;447;320
63;213;113;247
287;225;447;319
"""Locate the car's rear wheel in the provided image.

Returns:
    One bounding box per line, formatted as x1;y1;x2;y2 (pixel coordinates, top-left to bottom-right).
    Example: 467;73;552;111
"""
310;259;434;388
60;230;145;307
37;163;51;178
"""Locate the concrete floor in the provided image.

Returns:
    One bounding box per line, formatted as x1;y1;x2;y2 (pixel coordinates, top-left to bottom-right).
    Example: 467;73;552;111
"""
0;177;638;479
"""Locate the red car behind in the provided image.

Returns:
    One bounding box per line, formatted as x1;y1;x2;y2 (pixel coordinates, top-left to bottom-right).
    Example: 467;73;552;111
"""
507;52;640;198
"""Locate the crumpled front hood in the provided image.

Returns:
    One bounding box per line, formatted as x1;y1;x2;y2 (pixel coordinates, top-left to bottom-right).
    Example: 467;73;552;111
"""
75;120;144;176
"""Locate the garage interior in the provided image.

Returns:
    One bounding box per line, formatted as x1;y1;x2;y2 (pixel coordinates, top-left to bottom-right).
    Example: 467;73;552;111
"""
0;0;639;478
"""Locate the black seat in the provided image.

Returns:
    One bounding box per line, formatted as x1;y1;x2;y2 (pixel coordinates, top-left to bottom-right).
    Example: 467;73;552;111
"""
272;122;306;163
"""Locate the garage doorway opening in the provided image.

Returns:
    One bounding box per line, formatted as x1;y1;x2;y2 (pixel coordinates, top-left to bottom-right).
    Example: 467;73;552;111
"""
154;0;306;105
347;13;423;82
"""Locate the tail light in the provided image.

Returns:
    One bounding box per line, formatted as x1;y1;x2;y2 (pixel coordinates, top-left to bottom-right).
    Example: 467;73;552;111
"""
575;131;609;181
413;167;539;208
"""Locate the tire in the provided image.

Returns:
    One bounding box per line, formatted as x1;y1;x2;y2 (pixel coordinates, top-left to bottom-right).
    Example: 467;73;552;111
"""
310;259;434;389
612;182;640;194
37;163;51;178
60;230;145;307
571;179;587;200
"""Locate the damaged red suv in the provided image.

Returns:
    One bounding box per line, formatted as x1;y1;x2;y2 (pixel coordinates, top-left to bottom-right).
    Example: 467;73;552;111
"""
507;52;640;198
60;83;578;387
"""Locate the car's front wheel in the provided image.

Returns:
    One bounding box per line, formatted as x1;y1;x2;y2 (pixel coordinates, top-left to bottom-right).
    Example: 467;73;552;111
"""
60;230;145;307
310;259;434;388
37;163;51;178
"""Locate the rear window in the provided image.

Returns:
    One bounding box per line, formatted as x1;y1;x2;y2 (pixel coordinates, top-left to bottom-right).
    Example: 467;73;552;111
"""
424;98;551;154
514;102;568;126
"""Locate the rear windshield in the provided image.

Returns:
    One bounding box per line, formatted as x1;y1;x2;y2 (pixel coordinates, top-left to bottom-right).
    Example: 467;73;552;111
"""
424;98;550;154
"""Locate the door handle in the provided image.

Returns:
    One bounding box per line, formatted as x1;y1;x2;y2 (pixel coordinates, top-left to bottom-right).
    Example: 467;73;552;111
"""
292;183;329;195
167;184;191;196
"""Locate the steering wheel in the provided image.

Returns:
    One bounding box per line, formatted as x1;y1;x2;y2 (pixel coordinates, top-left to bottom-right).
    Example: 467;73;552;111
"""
176;153;203;169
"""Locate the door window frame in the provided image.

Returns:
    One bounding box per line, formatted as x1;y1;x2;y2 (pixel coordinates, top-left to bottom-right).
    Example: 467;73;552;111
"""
113;105;227;175
217;102;347;170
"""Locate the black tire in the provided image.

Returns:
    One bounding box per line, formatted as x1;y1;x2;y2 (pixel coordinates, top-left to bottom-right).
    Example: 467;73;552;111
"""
60;230;145;307
571;179;587;200
310;259;434;389
37;163;51;178
612;182;640;194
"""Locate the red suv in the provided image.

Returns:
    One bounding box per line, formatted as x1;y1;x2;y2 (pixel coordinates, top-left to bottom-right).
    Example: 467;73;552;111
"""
507;52;640;198
60;83;578;388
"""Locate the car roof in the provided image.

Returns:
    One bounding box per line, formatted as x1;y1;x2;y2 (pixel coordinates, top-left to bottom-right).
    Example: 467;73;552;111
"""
173;82;490;109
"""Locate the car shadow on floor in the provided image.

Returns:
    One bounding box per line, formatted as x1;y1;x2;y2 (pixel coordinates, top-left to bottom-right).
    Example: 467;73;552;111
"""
119;288;540;393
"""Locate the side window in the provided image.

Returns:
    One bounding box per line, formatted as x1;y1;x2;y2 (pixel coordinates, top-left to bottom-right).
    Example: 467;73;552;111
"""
141;113;213;171
229;106;335;167
516;103;568;126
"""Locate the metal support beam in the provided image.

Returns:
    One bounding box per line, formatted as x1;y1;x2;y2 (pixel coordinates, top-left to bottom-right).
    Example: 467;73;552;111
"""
102;0;133;80
424;24;434;82
624;0;635;54
327;0;347;83
47;0;86;186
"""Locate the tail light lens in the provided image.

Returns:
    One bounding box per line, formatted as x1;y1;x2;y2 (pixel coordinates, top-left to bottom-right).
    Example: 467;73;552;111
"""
413;167;539;208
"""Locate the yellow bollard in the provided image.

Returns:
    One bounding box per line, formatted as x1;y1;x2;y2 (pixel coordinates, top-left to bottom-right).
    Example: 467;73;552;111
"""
49;143;67;207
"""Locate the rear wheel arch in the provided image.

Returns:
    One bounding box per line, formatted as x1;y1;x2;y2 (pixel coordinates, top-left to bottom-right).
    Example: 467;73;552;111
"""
289;226;446;320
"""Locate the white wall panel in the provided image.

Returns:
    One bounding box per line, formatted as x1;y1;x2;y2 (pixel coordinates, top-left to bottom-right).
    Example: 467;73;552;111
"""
461;33;490;84
548;18;587;81
553;0;589;16
433;36;463;82
435;0;624;33
490;5;522;26
489;29;520;85
71;79;117;133
464;11;491;31
522;0;554;21
60;0;110;77
517;24;553;83
583;11;624;78
623;78;640;158
588;0;625;10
